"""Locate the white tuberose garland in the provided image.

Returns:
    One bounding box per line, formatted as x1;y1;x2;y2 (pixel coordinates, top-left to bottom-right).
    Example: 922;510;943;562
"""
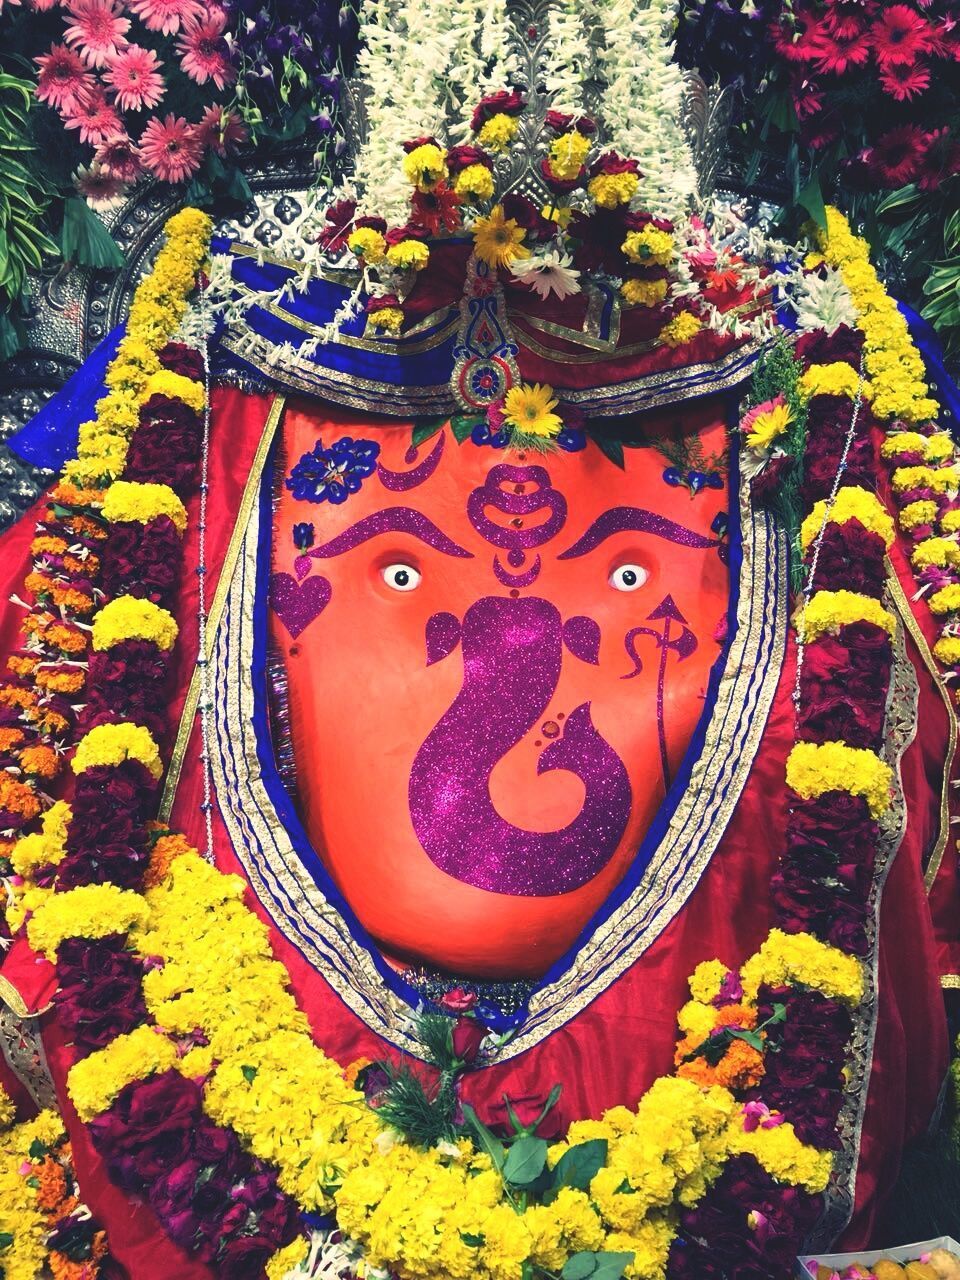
590;0;698;221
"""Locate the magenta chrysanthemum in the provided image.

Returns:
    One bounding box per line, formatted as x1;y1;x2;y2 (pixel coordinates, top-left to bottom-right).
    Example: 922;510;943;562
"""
103;43;165;110
35;41;95;111
126;0;201;34
138;113;202;183
62;84;122;144
176;10;233;89
94;132;143;182
63;0;131;68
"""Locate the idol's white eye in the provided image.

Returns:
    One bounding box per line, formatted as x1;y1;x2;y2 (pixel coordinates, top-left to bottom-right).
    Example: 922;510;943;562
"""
382;563;422;591
609;563;647;592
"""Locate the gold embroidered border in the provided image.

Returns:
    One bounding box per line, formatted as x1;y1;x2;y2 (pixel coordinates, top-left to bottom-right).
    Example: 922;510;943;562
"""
884;558;957;891
250;296;460;355
941;975;960;989
160;393;287;821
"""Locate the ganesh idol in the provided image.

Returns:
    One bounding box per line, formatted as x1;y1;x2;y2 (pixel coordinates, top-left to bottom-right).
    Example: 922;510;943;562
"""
0;9;957;1280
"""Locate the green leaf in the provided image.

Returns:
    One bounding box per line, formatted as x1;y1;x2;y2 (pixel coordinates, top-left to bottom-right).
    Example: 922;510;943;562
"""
461;1103;505;1173
590;434;625;469
412;416;447;447
592;1253;635;1280
502;1134;548;1186
450;413;483;444
241;1065;257;1083
728;1027;764;1052
28;1139;46;1159
461;1234;483;1249
550;1139;608;1194
797;171;827;232
563;1254;598;1280
0;1230;14;1249
876;184;922;218
59;197;124;269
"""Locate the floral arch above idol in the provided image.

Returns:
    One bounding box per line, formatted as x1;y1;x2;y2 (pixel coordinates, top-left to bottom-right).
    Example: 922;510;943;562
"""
0;3;957;1280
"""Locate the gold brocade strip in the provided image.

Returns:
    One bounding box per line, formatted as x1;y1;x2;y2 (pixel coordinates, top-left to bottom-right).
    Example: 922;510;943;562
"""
884;558;958;891
159;393;287;821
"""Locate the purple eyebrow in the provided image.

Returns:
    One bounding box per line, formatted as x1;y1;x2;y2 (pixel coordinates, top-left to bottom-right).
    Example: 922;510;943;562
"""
307;507;474;560
557;507;718;559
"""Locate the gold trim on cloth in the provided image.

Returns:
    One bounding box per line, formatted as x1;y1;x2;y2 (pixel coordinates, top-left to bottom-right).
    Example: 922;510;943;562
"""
884;559;958;891
0;982;57;1110
941;975;960;989
159;394;287;821
202;447;789;1060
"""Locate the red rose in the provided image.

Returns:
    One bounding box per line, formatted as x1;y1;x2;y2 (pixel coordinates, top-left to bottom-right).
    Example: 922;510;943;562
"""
317;199;358;252
794;323;864;369
545;109;597;134
446;144;494;175
451;1015;486;1064
588;150;640;178
159;342;203;380
403;134;440;152
439;986;477;1013
470;89;525;132
101;516;184;604
90;1070;203;1189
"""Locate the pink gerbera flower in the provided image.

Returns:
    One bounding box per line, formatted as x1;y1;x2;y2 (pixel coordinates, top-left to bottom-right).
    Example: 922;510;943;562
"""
63;0;130;68
195;104;247;155
35;41;95;111
29;0;62;9
62;83;122;143
103;44;165;110
139;113;202;183
879;60;932;100
94;131;143;181
810;24;871;76
176;11;233;89
871;124;927;186
126;0;201;34
74;160;127;210
870;5;937;68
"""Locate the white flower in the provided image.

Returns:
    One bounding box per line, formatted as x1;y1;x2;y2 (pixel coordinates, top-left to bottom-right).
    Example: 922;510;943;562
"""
511;250;581;300
790;264;858;334
73;162;127;212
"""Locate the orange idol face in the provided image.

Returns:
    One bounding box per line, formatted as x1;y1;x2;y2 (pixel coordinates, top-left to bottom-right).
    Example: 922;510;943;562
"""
270;398;730;979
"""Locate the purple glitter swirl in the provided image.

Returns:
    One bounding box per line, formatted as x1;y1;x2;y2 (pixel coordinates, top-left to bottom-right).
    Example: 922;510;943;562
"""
306;507;473;560
377;432;445;491
408;595;631;896
558;507;718;559
467;464;567;559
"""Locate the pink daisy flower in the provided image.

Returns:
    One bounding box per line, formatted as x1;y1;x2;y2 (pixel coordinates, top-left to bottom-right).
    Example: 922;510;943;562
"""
139;113;202;183
62;84;122;144
94;131;143;181
126;0;201;35
879;60;932;100
35;42;95;111
63;0;130;68
74;160;127;211
29;0;62;9
103;44;165;110
176;11;233;89
195;104;247;155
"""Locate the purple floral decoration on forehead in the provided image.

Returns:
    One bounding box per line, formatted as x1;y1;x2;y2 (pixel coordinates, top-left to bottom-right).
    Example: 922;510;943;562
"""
286;436;380;505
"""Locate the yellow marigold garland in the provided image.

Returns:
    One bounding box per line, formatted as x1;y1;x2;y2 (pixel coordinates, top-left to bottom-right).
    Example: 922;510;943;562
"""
71;722;163;780
91;595;179;652
799;486;894;552
100;479;187;533
798;590;895;642
26;883;148;960
785;740;892;818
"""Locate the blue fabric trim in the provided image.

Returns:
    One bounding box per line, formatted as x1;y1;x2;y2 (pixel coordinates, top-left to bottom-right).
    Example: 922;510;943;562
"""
898;300;960;438
239;416;765;1034
7;325;124;471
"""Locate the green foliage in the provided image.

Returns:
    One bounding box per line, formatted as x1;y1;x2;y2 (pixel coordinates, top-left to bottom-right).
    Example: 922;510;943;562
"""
562;1251;634;1280
60;197;125;270
370;1061;461;1147
0;70;58;313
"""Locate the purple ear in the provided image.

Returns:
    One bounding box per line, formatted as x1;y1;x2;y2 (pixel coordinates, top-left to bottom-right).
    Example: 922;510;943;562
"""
563;616;601;665
426;612;462;666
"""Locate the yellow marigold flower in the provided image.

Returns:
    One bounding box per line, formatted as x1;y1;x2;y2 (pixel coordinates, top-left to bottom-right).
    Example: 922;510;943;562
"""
728;1119;831;1194
798;590;895;642
588;170;638;209
659;311;702;348
741;928;864;1003
402;142;447;191
542;203;572;229
164;206;213;246
478;112;518;152
800;486;894;551
0;1082;14;1129
688;958;731;1004
899;500;938;530
548;130;590;180
605;1218;674;1280
502;382;563;439
799;360;866;401
27;883;148;960
621;276;668;308
480;1201;534;1280
677;998;718;1042
68;1025;178;1121
911;536;960;570
934;635;960;665
347;227;386;262
385;239;430;272
786;740;892;818
368;305;403;335
929;585;960;616
72;721;163;780
143;369;204;412
266;1239;310;1280
622;226;675;267
92;596;178;653
942;510;960;535
473;205;529;269
454;162;496;203
880;432;928;459
63;453;126;486
101;480;187;533
925;433;955;463
11;803;71;878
